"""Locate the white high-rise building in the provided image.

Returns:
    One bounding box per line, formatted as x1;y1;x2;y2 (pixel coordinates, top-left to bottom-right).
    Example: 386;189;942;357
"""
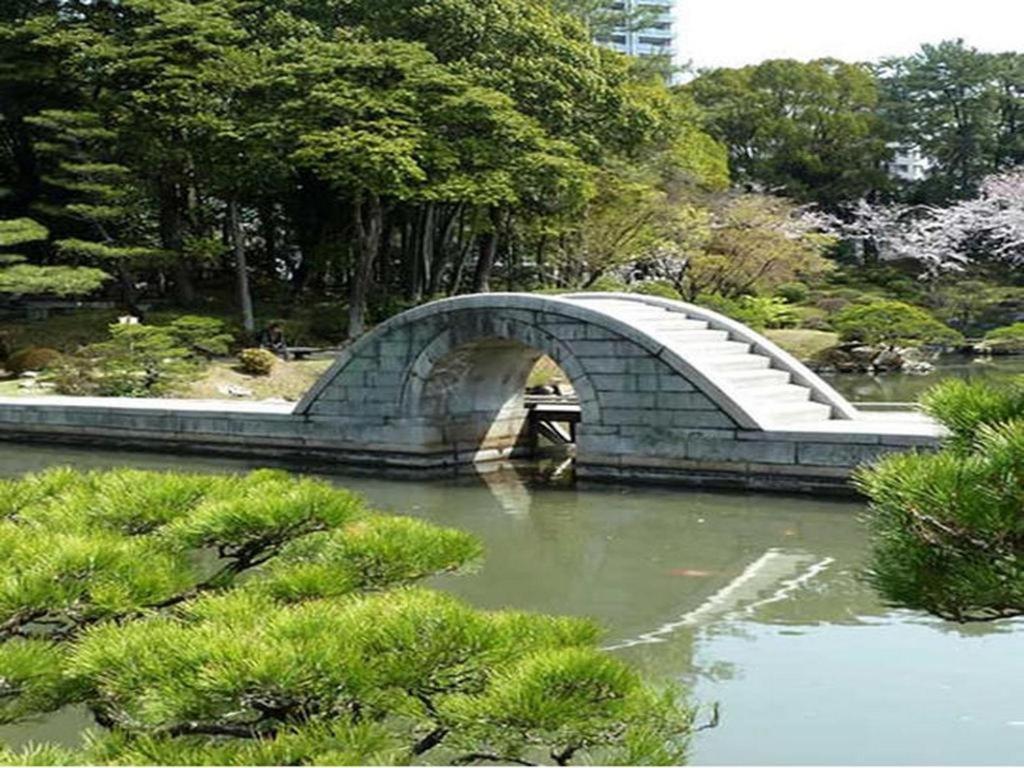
885;143;933;182
596;1;676;59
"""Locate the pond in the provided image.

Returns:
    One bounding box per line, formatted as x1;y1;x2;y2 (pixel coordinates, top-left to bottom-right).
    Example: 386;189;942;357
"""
825;353;1024;404
2;444;1024;764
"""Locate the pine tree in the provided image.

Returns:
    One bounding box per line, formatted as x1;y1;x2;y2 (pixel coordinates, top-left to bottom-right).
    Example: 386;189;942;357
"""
0;468;696;765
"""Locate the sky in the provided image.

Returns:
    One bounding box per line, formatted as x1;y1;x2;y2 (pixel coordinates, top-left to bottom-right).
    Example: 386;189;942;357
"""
676;0;1024;71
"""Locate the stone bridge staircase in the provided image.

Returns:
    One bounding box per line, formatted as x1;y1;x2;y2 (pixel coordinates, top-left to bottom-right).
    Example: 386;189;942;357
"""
563;294;857;429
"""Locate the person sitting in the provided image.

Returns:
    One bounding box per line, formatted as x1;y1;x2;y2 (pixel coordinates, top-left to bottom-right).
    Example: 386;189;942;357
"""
257;322;290;360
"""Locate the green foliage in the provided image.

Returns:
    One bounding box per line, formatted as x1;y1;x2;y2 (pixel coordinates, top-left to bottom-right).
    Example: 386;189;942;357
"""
0;468;692;764
0;217;47;247
832;300;962;346
876;40;1024;200
0;218;111;297
919;378;1024;453
686;59;890;206
50;325;194;397
980;323;1024;354
237;347;277;376
699;294;799;331
4;346;60;375
584;276;629;293
0;310;122;357
165;315;234;357
0;264;110;296
774;282;810;304
630;280;682;301
680;193;835;300
926;280;1022;334
857;414;1024;622
47;315;236;396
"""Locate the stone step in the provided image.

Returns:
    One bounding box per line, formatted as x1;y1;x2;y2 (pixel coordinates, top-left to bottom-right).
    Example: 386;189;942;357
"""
754;400;834;424
674;340;752;356
700;354;772;371
722;369;792;387
743;383;812;403
651;328;730;343
639;318;711;332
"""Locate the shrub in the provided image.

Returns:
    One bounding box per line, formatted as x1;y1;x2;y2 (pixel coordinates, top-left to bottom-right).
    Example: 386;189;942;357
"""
165;315;235;357
980;323;1024;354
5;346;60;375
585;275;629;293
698;294;799;330
629;280;682;301
833;300;962;346
49;325;193;397
238;347;277;376
815;296;851;315
795;306;831;331
774;282;809;304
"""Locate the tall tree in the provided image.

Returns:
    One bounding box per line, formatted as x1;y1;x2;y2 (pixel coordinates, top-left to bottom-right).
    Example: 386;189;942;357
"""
686;58;890;207
876;40;1024;201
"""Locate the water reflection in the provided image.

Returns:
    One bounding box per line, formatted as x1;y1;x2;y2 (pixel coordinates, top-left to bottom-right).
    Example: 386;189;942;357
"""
1;446;1023;764
826;353;1024;404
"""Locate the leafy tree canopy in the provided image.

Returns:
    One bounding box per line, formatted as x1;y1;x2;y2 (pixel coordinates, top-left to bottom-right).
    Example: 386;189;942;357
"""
685;58;890;207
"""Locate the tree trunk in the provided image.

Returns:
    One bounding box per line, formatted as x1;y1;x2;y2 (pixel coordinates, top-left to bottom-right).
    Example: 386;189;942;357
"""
428;204;459;296
472;208;501;293
228;198;255;333
349;192;384;339
260;202;276;265
419;203;435;301
158;174;196;305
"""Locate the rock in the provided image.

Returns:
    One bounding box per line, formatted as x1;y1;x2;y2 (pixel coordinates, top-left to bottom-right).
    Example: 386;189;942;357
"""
871;347;904;372
19;371;39;379
898;346;929;363
903;360;935;375
849;346;878;366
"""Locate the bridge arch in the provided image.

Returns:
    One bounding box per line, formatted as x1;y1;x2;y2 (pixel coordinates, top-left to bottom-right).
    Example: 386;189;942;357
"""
298;293;856;466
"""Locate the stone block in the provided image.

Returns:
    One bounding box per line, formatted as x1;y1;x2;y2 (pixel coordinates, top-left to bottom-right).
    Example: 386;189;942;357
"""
656;374;698;392
796;441;890;467
375;355;411;373
578;424;619;437
598;391;656;409
577;433;626;455
655;392;717;411
686;435;795;465
579;357;632;374
670;410;736;429
364;371;406;388
379;340;412;359
602;408;664;426
589;374;636;392
536;321;585;340
569;340;648;358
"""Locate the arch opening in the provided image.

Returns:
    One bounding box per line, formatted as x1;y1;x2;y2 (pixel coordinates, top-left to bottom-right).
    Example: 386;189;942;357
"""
407;337;582;462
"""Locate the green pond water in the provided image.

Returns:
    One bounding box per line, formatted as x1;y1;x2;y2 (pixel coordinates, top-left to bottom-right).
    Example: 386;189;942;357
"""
2;444;1024;765
824;353;1024;404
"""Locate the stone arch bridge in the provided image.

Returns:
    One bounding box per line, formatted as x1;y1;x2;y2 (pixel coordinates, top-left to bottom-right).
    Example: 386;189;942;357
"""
0;293;941;493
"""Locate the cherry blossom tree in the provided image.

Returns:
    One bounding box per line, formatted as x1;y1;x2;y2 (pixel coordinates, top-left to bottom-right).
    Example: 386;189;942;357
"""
829;167;1024;274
